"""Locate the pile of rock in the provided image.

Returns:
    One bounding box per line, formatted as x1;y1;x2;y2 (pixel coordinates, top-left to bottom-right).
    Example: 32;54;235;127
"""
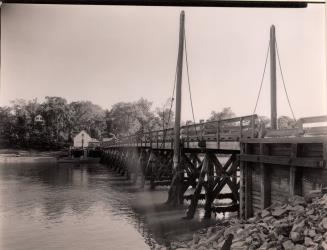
171;191;327;250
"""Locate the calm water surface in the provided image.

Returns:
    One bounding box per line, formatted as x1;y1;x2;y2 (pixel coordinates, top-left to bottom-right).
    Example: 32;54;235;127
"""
0;162;155;250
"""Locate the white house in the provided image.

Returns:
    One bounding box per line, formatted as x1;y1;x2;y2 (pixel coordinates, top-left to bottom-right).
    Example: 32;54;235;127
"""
73;130;94;148
34;114;44;123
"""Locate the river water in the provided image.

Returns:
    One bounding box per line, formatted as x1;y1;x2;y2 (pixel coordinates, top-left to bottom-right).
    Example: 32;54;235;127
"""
0;162;158;250
0;161;219;250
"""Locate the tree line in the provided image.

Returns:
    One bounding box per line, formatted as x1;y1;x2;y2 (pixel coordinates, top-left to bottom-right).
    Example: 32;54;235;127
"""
0;96;175;150
0;96;296;150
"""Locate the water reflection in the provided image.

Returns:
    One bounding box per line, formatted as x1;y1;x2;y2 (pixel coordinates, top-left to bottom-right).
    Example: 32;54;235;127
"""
0;163;152;250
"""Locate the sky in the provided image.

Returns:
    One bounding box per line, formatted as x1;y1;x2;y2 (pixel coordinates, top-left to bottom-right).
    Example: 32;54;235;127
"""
1;3;326;122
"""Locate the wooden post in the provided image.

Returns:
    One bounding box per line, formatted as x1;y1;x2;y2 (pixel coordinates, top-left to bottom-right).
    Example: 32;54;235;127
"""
260;143;270;209
240;117;243;139
251;116;255;138
240;143;246;219
289;143;298;196
244;144;252;219
240;164;245;218
186;125;189;148
167;11;185;206
185;154;208;219
204;154;215;218
173;10;185;172
216;120;220;149
270;25;277;130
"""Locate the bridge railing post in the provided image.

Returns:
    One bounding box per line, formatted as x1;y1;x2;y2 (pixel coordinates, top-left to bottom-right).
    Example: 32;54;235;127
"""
240;117;243;139
171;129;174;150
216;120;220;149
186;125;189;148
200;121;204;141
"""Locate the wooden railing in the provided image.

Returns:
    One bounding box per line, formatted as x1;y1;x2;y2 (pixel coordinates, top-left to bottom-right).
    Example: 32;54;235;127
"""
100;115;327;148
101;114;258;148
265;115;327;138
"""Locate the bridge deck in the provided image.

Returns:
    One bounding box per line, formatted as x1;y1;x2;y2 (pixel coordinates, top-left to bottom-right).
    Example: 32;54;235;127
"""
102;114;327;151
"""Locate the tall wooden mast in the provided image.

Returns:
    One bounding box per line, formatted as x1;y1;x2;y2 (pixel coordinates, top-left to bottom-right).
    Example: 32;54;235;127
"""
270;25;277;129
167;10;185;206
173;10;185;173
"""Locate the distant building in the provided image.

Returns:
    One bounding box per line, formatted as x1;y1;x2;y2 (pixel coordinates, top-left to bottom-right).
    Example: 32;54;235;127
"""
73;130;98;148
34;114;44;124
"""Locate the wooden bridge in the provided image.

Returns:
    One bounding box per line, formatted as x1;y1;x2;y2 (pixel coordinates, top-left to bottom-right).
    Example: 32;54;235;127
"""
96;9;327;219
99;114;327;219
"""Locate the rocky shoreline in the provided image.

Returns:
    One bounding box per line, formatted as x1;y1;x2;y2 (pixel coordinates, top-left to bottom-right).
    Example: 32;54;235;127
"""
156;190;327;250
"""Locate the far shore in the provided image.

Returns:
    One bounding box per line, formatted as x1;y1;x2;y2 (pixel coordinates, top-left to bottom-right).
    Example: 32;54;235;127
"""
0;148;68;164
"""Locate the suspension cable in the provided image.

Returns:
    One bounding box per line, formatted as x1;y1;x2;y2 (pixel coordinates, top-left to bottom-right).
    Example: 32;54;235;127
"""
160;46;178;148
253;40;270;115
184;26;198;137
275;39;297;121
162;71;176;131
166;73;176;129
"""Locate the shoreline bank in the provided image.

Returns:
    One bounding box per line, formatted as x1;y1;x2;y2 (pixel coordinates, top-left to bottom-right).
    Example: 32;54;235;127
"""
0;156;58;164
157;192;327;250
0;149;66;163
0;148;71;164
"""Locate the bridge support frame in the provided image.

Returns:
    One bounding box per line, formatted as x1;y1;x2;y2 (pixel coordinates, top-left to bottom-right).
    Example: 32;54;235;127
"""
184;149;240;219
